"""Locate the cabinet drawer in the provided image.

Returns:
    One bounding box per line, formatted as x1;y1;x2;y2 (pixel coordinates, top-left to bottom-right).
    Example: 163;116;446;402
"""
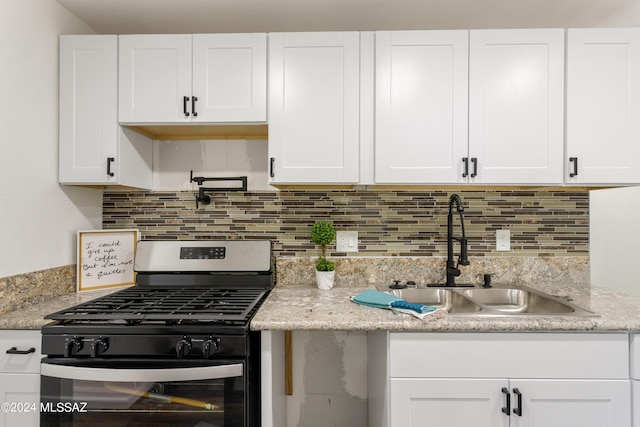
0;330;42;374
390;332;628;379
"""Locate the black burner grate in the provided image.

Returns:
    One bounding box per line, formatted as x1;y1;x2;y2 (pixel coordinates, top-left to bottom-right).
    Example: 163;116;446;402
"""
45;286;268;324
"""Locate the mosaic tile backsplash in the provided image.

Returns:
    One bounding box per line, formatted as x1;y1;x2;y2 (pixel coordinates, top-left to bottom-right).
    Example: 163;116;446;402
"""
103;189;589;258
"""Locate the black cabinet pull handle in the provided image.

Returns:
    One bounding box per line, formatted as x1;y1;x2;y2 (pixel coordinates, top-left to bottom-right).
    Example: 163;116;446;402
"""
192;96;198;117
513;388;522;416
107;157;115;177
462;157;469;178
501;387;511;416
183;96;190;117
270;157;275;178
6;347;35;355
470;157;478;178
569;157;578;177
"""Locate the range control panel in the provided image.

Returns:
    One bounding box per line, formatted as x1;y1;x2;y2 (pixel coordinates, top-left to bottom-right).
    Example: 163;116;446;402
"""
135;240;272;272
180;247;226;260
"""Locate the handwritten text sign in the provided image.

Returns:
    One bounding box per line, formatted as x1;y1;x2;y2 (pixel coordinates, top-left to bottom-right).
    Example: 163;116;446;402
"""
77;229;139;291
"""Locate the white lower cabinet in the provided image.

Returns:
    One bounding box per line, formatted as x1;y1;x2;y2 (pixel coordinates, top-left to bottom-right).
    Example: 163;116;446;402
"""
390;378;509;427
630;334;640;427
0;330;41;427
369;332;631;427
510;379;630;427
391;378;629;427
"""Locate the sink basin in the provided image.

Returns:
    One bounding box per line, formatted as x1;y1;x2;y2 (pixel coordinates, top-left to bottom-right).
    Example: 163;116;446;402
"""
375;284;597;317
385;288;483;314
462;288;576;314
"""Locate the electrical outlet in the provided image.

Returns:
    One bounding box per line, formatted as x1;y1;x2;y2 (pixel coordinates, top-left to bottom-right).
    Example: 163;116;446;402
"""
336;231;358;252
496;229;510;251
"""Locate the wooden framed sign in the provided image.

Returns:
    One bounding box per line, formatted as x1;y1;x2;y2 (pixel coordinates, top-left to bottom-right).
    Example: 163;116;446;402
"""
77;229;139;292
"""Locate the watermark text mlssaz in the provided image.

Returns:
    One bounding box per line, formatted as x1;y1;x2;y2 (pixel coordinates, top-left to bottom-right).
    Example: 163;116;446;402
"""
0;401;88;413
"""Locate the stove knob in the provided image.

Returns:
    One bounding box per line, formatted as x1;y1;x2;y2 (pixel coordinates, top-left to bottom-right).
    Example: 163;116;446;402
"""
176;337;192;358
202;338;219;358
64;337;83;357
91;337;109;358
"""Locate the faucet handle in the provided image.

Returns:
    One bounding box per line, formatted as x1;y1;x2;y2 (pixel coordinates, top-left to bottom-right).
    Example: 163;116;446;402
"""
447;266;461;277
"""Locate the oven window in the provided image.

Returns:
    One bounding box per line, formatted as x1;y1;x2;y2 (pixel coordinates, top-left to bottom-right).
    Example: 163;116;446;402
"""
40;359;246;427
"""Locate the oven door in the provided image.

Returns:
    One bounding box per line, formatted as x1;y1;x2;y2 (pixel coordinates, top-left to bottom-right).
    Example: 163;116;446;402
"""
40;358;247;427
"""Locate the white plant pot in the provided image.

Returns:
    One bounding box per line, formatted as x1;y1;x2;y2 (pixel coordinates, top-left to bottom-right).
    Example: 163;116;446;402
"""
315;270;335;290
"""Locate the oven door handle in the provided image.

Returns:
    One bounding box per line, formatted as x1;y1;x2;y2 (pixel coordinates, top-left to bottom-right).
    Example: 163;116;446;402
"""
41;363;243;382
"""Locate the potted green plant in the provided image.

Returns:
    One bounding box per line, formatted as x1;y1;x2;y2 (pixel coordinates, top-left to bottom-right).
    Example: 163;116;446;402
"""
310;220;336;289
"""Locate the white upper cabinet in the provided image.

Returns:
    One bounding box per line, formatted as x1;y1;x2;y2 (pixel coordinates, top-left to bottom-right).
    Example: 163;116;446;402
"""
373;29;564;185
192;34;267;122
469;29;565;184
119;34;267;123
268;32;361;184
119;35;192;123
375;31;469;184
566;28;640;184
59;35;152;189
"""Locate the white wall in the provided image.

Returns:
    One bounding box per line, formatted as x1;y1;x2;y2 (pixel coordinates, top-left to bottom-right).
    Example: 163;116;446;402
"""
0;0;102;278
153;139;272;191
590;186;640;295
287;331;367;427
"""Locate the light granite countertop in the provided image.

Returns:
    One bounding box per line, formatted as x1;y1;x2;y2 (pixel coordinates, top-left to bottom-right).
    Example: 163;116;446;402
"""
0;288;125;330
250;284;640;332
2;283;639;333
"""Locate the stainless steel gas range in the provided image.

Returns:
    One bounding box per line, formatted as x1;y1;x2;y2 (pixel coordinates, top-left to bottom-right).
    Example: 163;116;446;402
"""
40;240;273;427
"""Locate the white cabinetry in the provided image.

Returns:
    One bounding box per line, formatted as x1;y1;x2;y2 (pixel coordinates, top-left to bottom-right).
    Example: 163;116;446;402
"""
374;29;564;185
119;33;267;123
59;35;152;189
391;378;629;427
369;332;631;427
0;330;42;427
375;30;469;184
268;32;361;184
566;28;640;184
631;334;640;427
469;29;565;184
390;378;509;427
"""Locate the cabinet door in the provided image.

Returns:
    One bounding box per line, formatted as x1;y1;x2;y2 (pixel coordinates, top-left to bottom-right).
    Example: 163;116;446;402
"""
633;381;640;427
119;34;192;123
268;32;360;184
566;28;640;184
0;374;40;427
510;379;631;427
375;30;469;184
469;29;564;184
390;378;509;427
192;33;267;122
59;35;118;185
0;331;41;427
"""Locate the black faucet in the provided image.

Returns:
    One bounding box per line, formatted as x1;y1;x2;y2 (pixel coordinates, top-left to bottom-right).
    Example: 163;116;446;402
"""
445;194;471;287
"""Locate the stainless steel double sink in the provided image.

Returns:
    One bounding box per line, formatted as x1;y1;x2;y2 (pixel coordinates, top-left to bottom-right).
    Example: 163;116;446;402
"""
375;285;597;317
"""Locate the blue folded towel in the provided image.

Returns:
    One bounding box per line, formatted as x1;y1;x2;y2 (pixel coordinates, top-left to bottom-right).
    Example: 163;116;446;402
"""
351;289;438;317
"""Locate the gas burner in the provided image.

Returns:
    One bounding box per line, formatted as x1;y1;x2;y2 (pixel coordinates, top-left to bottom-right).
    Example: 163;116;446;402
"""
45;286;268;325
